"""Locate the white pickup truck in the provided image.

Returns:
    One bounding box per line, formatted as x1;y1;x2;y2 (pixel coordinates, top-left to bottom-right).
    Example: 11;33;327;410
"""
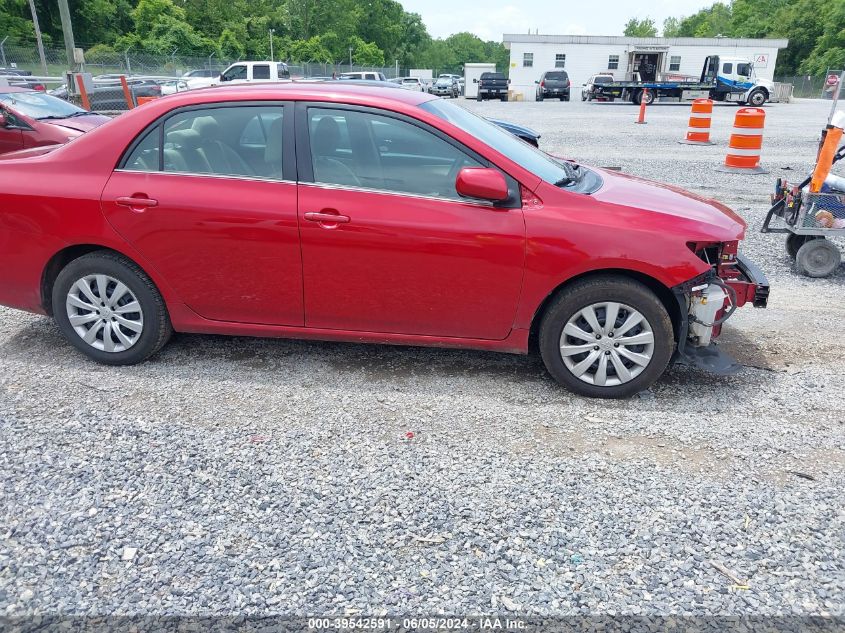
185;61;291;90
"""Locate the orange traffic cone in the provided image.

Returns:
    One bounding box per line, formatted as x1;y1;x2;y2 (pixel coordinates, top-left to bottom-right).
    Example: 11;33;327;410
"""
716;107;768;174
635;88;648;124
679;99;714;145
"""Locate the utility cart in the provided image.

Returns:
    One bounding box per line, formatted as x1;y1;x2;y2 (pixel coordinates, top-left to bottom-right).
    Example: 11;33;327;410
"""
762;146;845;277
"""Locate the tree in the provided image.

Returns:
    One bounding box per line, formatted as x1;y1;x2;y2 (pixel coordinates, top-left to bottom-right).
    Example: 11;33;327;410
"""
623;17;658;37
217;28;244;60
348;36;384;66
662;17;682;37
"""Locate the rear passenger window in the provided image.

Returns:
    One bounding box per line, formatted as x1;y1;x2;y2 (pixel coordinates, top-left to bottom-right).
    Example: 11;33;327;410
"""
121;106;285;179
253;64;271;79
123;127;160;171
722;63;733;74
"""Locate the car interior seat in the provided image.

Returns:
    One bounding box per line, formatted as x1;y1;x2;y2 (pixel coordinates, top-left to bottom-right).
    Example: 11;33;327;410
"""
192;116;254;177
311;116;361;187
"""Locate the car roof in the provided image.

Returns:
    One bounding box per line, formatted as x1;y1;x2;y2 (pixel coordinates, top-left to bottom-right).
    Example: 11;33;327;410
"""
0;86;35;94
186;81;432;105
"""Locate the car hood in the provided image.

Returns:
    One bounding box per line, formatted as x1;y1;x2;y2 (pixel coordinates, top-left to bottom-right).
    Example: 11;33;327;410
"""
0;144;61;160
590;168;746;239
50;114;111;133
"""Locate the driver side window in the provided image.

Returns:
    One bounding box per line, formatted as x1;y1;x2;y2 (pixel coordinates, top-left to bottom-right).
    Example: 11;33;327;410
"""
221;65;247;82
307;107;483;200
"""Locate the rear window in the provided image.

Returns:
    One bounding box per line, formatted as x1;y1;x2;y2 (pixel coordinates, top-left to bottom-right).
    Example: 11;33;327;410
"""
545;71;568;80
481;73;505;80
594;76;613;84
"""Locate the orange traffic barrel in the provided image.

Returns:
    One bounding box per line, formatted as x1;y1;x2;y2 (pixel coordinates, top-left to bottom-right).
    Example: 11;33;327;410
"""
679;99;714;145
136;96;159;106
716;107;768;174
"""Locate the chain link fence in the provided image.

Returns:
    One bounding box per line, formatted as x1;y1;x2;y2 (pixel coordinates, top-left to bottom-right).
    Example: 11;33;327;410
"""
775;71;844;99
0;42;414;82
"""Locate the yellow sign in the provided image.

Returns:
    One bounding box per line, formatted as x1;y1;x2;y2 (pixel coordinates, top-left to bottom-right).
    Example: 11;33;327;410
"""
510;62;516;68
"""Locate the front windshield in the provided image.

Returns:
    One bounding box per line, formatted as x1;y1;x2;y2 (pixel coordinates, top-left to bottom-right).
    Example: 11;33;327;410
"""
420;98;573;185
0;91;85;119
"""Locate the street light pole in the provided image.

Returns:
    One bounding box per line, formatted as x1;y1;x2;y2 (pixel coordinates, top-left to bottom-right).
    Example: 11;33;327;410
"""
0;37;8;68
269;29;275;62
349;46;353;68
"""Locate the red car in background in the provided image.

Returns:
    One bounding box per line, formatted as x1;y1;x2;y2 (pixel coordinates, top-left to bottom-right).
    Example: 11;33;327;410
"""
0;83;768;397
0;87;109;154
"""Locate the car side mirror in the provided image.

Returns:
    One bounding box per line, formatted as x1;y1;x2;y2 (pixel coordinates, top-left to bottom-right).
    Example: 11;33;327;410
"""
534;80;539;84
473;78;478;83
0;113;7;127
456;167;509;202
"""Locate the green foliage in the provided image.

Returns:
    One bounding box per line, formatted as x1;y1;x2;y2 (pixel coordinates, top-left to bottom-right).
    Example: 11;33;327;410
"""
623;18;658;37
217;28;245;60
662;0;845;75
662;17;682;37
7;0;510;73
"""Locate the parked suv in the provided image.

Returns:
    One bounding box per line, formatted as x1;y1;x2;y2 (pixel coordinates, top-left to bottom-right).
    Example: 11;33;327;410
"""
430;77;460;98
219;61;290;84
536;70;570;101
582;74;615;101
476;72;509;102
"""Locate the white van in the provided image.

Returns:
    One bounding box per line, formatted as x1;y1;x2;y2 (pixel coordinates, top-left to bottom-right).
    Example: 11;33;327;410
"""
218;61;291;85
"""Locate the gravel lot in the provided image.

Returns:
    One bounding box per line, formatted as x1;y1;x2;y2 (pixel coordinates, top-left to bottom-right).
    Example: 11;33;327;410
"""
1;97;844;619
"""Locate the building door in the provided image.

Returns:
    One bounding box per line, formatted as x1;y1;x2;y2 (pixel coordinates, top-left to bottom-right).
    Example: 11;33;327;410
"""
633;53;659;81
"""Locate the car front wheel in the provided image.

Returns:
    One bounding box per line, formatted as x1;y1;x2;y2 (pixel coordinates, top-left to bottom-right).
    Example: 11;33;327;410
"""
52;251;172;365
539;276;674;398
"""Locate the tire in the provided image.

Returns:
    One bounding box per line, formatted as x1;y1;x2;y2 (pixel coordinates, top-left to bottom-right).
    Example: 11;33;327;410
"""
786;233;820;259
581;94;587;101
537;93;544;102
747;88;767;107
52;251;172;365
476;93;482;102
539;276;674;398
796;238;841;277
501;94;507;102
636;89;654;106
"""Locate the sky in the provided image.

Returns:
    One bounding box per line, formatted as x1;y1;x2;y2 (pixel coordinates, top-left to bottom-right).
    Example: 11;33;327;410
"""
397;0;716;41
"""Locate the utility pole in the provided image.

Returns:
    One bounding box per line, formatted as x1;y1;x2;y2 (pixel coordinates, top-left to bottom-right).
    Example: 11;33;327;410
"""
269;29;275;62
348;46;353;68
0;36;8;68
27;0;48;75
57;0;77;71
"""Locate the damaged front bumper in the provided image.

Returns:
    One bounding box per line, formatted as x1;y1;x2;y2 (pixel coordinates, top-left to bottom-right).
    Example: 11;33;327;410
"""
671;254;769;375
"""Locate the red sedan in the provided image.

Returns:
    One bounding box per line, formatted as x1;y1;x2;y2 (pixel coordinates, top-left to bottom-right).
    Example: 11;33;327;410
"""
0;87;109;154
0;84;768;397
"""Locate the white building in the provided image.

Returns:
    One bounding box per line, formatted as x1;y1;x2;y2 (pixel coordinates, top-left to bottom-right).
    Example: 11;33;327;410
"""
503;34;789;101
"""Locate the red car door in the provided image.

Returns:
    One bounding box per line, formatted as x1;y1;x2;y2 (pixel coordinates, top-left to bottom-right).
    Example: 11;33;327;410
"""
0;106;24;154
296;105;525;340
101;103;303;326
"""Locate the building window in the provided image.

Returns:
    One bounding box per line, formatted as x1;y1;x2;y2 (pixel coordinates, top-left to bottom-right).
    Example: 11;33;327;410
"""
608;55;619;70
523;52;533;68
669;56;681;72
555;54;566;68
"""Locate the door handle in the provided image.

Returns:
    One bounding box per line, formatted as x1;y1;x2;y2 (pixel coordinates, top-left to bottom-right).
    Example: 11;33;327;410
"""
304;211;350;225
116;195;158;210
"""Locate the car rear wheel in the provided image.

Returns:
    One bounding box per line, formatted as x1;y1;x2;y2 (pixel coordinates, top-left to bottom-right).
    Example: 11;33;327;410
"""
539;276;674;398
476;93;482;102
53;251;172;365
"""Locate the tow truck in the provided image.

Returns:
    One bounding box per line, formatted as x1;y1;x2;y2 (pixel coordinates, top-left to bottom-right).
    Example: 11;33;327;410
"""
591;55;774;106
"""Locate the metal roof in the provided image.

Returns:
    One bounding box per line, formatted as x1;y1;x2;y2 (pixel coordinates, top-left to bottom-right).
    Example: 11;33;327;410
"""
502;34;789;48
